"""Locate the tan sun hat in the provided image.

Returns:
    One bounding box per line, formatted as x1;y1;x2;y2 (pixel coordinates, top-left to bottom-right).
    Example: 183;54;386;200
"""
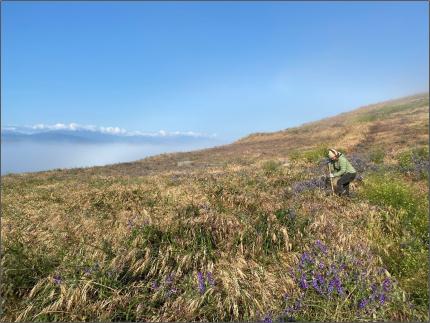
328;148;339;159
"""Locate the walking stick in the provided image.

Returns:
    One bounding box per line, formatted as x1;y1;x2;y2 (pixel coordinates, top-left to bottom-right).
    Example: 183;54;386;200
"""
328;163;334;195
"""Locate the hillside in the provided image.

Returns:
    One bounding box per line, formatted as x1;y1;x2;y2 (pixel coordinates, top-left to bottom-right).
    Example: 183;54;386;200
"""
69;93;428;177
1;93;429;322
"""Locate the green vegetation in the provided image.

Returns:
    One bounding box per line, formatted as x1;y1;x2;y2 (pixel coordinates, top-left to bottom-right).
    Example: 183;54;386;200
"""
290;146;329;163
356;97;429;123
261;160;282;175
360;173;429;307
396;146;429;180
369;147;385;164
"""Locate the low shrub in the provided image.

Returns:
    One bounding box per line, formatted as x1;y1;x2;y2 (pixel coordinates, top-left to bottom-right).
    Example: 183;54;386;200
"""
397;146;429;180
369;148;385;164
360;173;429;307
262;160;282;175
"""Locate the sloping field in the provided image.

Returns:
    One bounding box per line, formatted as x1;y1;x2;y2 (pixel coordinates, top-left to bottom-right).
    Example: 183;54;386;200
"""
1;93;428;322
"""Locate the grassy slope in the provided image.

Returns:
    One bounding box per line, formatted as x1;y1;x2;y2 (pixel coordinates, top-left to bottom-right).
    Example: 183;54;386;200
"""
1;93;428;322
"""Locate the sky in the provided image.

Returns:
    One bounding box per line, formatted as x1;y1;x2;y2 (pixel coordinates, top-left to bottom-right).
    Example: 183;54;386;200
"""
2;1;429;141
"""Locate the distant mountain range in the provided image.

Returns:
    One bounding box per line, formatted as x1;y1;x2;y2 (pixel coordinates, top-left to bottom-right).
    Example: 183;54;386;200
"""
1;124;219;145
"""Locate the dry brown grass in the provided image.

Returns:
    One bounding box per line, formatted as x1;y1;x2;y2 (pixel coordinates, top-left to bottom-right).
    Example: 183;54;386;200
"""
1;93;428;322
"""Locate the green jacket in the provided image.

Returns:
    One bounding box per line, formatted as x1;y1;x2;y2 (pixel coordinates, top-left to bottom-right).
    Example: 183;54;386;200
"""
330;154;356;177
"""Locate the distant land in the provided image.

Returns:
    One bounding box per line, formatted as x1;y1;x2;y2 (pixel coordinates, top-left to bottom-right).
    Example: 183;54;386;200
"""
1;125;219;145
0;125;225;175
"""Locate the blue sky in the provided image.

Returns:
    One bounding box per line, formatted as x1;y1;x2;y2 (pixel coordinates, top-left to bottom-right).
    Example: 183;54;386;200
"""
2;1;428;141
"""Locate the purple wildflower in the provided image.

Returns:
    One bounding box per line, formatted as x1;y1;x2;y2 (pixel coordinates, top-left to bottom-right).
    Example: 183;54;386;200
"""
316;273;325;286
53;274;62;285
151;281;159;290
333;276;343;295
165;273;174;285
299;274;308;290
293;299;302;311
358;298;368;310
262;313;273;323
292;178;326;194
207;272;216;287
379;293;387;305
197;271;206;294
299;252;313;267
370;283;378;301
382;278;391;292
315;240;328;254
327;279;335;294
83;267;92;275
312;278;322;294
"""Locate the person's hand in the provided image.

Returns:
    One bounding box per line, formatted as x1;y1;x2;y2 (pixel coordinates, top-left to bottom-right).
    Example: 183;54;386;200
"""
329;173;334;178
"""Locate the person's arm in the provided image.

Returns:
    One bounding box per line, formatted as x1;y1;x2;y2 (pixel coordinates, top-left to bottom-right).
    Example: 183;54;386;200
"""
332;157;347;177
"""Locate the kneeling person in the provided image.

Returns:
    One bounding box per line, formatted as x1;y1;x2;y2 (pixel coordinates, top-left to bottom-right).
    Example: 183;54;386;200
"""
328;149;357;196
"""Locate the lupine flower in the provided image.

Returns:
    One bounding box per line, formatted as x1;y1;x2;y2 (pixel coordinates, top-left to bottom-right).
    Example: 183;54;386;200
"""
379;293;387;305
197;271;206;294
315;240;328;254
299;275;308;290
293;299;302;311
312;278;322;294
165;273;174;285
207;272;216;287
83;267;92;275
369;283;378;301
53;274;62;285
333;276;343;295
300;252;313;267
358;298;368;309
327;279;335;294
349;155;370;173
151;281;159;290
292;178;326;194
262;313;273;323
382;278;391;292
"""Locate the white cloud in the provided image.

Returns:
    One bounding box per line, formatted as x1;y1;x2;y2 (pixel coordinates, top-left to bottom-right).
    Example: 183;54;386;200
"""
99;126;127;135
2;123;217;138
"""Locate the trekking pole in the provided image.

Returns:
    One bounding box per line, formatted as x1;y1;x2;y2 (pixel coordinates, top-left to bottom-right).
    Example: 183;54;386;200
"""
327;164;334;195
